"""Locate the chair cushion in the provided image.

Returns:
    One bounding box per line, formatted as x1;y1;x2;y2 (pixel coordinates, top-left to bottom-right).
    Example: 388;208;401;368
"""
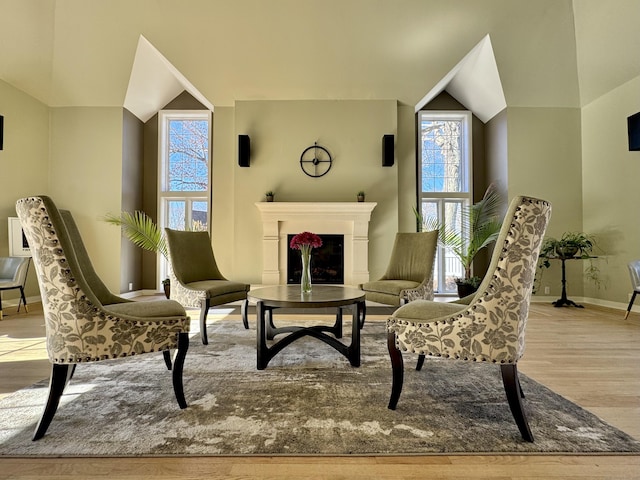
362;280;420;296
105;299;187;319
186;280;249;298
392;299;467;322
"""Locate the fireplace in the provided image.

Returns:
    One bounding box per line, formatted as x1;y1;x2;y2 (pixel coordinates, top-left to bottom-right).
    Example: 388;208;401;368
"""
255;202;376;286
287;234;344;285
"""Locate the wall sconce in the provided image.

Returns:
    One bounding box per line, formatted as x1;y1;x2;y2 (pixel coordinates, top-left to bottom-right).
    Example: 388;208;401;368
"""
238;134;250;167
382;134;394;166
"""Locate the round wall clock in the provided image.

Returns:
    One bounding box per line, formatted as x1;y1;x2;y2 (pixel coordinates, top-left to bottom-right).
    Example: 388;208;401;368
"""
299;142;332;178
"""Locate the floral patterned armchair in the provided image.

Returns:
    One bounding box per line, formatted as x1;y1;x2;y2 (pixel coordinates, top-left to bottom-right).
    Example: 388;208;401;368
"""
387;196;552;442
16;196;191;440
360;231;438;307
165;228;249;345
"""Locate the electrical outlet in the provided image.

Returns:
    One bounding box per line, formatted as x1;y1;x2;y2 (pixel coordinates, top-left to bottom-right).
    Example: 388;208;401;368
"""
544;286;550;295
128;282;133;291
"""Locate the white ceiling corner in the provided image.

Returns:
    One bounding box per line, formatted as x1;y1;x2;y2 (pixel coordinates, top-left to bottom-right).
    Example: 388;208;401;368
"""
123;36;213;122
415;35;506;123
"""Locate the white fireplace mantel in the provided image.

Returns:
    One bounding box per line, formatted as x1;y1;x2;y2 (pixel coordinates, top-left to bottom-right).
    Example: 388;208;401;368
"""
255;202;377;286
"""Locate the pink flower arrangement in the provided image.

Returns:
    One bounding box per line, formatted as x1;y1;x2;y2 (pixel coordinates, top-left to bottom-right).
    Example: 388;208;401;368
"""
290;231;323;251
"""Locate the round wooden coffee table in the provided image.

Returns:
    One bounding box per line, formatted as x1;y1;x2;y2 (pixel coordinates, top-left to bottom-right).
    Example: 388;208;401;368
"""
247;285;366;370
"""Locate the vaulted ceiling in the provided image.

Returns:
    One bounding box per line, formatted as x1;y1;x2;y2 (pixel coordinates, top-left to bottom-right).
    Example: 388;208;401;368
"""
1;0;638;119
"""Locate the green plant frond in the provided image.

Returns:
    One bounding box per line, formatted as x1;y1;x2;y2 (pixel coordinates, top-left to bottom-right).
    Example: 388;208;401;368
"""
414;184;504;281
414;207;463;252
471;220;503;251
104;211;168;261
464;184;502;231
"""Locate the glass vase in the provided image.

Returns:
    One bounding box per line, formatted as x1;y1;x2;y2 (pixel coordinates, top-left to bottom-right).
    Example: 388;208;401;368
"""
300;249;312;294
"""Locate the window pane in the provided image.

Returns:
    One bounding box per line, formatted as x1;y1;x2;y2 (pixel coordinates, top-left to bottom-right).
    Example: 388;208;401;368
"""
420;119;465;193
168;119;209;192
168;200;186;230
443;200;464;290
191;201;208;231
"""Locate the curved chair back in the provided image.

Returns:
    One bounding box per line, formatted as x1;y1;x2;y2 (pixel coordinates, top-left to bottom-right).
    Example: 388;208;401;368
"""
165;229;225;283
382;232;438;283
390;196;552;362
16;196;188;363
59;210;128;306
17;198;108;355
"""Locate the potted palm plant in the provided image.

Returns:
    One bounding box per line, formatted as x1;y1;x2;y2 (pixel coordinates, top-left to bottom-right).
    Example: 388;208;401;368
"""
104;211;171;298
417;183;503;298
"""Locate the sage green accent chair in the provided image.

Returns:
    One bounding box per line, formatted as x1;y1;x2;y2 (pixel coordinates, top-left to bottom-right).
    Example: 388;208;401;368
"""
165;228;250;345
16;196;190;441
625;260;640;319
360;231;438;307
387;196;552;442
0;256;30;320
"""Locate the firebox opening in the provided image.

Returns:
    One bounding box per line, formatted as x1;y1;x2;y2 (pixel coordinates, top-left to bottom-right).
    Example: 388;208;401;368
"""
287;234;344;285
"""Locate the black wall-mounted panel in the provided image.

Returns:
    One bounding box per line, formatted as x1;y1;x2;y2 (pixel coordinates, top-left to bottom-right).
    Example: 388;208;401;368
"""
238;134;250;167
628;112;640;151
382;134;394;166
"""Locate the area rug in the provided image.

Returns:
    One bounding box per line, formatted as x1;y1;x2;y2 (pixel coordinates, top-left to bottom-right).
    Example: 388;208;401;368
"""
0;316;638;457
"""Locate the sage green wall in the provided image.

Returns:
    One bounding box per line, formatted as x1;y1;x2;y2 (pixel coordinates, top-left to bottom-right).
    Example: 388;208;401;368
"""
485;109;509;197
211;106;236;278
507;106;583;297
49;107;124;292
397;104;417;233
0;79;49;303
582;75;640;305
120;109;144;294
225;99;398;284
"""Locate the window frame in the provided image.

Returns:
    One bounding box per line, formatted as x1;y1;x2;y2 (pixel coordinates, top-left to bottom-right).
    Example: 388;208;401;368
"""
157;109;212;283
417;110;473;294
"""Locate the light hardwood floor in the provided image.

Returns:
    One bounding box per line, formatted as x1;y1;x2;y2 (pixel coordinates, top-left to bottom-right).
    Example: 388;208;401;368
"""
0;300;638;479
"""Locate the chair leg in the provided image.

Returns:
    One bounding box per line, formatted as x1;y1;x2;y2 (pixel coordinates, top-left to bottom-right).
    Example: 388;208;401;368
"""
172;332;189;409
500;364;534;442
18;286;28;313
416;354;425;371
33;363;74;441
241;298;249;329
387;332;404;410
625;291;637;319
163;350;172;370
200;299;211;345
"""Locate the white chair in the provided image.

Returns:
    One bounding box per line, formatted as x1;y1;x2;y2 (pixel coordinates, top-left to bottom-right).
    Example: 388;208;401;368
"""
625;260;640;319
0;256;30;319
